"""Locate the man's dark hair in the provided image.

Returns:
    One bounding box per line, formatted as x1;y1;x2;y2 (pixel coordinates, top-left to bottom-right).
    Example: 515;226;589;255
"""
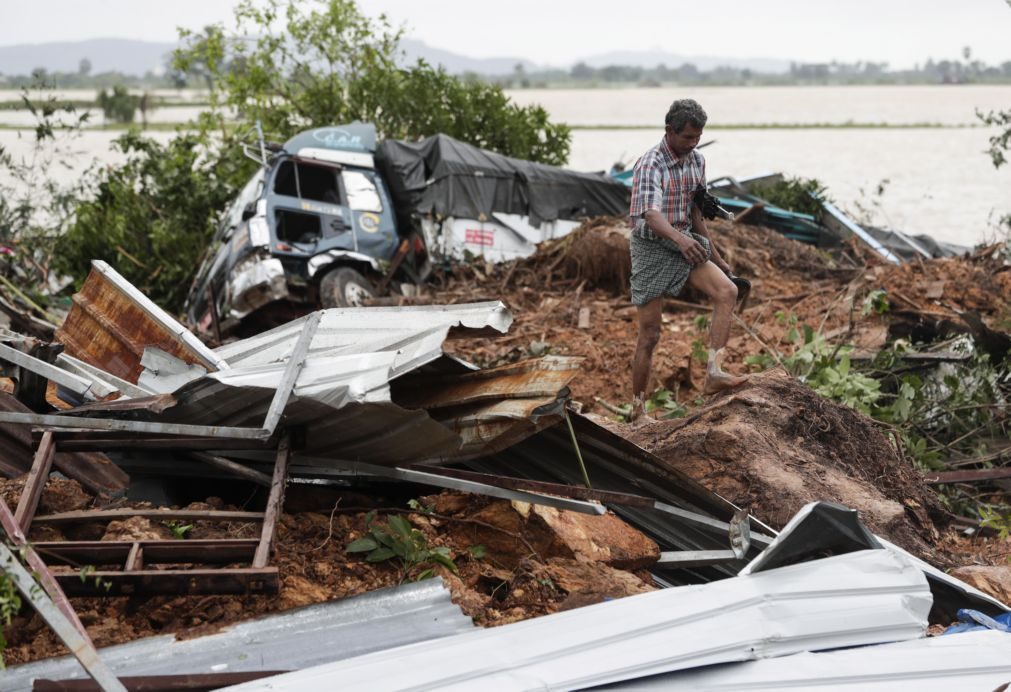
665;99;708;132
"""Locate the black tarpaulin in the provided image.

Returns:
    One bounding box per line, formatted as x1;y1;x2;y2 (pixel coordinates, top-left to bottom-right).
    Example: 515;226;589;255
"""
375;135;629;225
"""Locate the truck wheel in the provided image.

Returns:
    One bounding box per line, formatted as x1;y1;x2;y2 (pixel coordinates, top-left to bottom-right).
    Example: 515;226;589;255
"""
319;267;376;308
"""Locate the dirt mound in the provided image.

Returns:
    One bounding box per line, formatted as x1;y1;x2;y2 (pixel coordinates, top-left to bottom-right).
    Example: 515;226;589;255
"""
626;369;943;560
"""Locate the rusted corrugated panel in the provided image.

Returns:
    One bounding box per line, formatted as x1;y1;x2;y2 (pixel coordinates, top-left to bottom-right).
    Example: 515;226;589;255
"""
54;261;223;384
393;356;581;410
0;393;129;496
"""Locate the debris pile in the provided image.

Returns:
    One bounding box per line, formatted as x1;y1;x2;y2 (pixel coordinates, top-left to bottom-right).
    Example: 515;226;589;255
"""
1;220;1009;689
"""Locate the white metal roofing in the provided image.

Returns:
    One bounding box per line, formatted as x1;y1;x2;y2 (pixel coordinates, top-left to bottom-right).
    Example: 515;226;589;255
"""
223;549;931;692
614;630;1011;691
3;579;474;692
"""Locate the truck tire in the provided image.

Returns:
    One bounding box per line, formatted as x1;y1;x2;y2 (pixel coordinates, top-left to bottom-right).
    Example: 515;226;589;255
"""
319;266;376;308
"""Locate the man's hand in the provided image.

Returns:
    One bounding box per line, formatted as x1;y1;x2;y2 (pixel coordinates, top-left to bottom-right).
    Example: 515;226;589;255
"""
676;235;708;265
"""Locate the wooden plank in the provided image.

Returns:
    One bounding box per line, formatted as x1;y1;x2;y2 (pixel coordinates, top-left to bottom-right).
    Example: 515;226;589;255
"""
34;671;287;692
34;509;264;526
34;670;287;691
34;539;260;566
923;467;1011;485
54;567;279;596
124;543;143;572
254;436;290;569
14;430;56;532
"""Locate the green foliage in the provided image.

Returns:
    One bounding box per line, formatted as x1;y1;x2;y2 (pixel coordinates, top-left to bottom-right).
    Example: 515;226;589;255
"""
644;388;688;419
979;505;1011;542
0;82;90;299
861;289;890;316
165;521;194;539
173;0;570;165
748;176;830;217
96;86;140;124
977;107;1011;169
745;319;882;414
0;558;21;667
346;510;458;583
53;131;241;312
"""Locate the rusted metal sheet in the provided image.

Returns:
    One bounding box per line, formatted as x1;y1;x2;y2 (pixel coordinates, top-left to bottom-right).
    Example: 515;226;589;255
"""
0;393;129;497
33;671;285;692
54;261;224;384
394;356;581;410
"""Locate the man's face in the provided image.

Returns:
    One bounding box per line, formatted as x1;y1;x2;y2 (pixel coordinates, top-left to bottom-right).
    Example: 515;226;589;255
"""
666;123;703;157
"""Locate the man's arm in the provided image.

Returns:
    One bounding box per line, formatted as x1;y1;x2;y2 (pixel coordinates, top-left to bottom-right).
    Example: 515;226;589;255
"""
645;210;708;265
689;205;731;273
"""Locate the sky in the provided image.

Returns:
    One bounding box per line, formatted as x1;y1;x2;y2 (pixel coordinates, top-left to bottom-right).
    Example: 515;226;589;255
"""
1;0;1009;69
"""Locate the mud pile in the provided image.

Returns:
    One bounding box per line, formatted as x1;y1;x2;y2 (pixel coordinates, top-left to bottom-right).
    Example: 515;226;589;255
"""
625;369;943;559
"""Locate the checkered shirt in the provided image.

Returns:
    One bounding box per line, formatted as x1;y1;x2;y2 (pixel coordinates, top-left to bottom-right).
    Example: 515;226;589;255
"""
628;137;706;241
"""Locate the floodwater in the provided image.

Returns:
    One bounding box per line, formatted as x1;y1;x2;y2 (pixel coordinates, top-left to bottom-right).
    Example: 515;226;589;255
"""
508;86;1011;246
1;85;1009;246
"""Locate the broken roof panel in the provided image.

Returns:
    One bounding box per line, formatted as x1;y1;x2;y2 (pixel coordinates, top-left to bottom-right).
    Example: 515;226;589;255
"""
54;260;226;383
3;578;474;692
611;630;1011;691
223;549;931;692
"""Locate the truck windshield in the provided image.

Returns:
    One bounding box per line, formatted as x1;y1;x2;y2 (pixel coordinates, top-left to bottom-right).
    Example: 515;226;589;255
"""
341;170;382;213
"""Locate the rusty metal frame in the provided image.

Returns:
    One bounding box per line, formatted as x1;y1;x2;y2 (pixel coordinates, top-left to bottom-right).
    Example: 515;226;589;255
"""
8;432;291;597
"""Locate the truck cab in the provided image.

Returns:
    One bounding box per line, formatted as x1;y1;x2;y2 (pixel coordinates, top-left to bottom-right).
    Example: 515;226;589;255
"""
186;123;426;338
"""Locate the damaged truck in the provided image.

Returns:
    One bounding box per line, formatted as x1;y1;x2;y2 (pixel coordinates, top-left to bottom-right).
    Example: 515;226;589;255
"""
184;122;628;337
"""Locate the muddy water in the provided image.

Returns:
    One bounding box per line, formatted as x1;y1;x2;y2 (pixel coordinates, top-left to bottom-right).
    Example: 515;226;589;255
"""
508;86;1011;246
1;85;1009;246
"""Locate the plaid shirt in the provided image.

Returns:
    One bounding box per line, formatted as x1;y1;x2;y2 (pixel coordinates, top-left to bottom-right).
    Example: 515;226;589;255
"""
629;137;706;240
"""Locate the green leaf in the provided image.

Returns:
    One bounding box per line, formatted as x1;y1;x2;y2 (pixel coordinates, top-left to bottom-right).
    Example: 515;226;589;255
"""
414;568;435;581
346;537;378;553
388;514;413;537
467;544;487;559
366;547;397;562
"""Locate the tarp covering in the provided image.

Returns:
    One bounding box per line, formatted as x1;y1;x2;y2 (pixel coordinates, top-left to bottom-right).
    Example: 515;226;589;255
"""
375;134;630;225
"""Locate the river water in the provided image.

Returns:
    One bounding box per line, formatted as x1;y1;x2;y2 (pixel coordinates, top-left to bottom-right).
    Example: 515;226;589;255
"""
1;86;1009;246
505;86;1011;246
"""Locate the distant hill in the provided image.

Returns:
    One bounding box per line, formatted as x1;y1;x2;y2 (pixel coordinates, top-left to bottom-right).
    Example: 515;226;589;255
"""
399;39;540;76
0;37;789;79
0;38;175;76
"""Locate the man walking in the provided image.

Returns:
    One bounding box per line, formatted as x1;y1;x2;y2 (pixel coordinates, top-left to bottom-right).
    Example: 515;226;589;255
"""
628;98;747;422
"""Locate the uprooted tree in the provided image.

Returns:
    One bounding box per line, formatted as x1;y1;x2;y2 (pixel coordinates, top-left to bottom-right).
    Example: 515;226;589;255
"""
51;0;572;313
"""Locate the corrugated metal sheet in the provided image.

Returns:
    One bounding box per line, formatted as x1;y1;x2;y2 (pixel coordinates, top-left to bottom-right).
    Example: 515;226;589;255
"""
3;578;474;692
222;549;931;692
467;413;774;584
610;630;1011;691
0;392;129;496
54;260;225;383
49;306;576;465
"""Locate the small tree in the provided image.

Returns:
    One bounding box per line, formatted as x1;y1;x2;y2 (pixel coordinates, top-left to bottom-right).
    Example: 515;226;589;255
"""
96;86;140;124
172;0;570;165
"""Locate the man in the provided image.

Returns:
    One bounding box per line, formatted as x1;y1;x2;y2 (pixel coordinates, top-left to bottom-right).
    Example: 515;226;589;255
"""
628;98;747;422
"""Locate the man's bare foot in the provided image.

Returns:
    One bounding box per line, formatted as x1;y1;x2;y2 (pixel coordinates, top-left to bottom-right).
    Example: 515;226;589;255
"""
703;372;749;395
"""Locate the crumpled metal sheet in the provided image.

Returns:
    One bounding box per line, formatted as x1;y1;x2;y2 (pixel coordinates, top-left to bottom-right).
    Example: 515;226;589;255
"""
222;549;932;692
2;578;474;692
609;629;1011;691
54;260;226;384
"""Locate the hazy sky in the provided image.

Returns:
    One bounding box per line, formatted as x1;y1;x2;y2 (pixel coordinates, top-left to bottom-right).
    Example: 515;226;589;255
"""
2;0;1009;68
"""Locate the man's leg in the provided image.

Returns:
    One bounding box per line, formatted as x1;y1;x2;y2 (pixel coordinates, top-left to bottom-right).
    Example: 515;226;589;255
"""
686;261;749;394
630;297;663;420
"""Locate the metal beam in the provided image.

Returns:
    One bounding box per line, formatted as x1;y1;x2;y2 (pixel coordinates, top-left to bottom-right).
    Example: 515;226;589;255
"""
0;543;127;691
261;312;321;436
0;342;95;398
56;353;154;399
656;549;743;568
288;457;606;516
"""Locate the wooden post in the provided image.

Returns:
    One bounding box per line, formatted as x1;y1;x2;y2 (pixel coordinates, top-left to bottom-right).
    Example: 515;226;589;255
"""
14;430;56;533
253;435;290;569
